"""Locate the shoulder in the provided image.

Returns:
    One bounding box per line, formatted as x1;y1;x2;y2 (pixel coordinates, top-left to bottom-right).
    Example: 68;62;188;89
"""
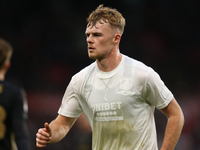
123;54;151;71
73;62;96;80
122;54;153;80
69;62;96;88
0;80;22;95
0;80;25;108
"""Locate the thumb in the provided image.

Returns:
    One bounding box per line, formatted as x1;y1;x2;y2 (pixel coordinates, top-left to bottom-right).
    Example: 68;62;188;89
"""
44;122;52;135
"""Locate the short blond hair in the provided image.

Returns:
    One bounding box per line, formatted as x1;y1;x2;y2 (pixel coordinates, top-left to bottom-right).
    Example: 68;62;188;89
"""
87;4;126;35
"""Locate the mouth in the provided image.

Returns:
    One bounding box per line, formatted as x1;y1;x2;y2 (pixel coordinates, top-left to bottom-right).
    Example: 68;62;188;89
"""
88;46;95;51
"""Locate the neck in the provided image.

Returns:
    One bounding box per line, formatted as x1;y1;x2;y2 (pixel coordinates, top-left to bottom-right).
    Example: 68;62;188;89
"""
0;68;7;81
0;63;10;81
0;73;5;81
96;49;122;72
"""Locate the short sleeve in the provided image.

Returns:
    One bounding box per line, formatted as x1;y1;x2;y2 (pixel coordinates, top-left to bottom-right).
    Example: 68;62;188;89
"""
58;78;83;118
144;68;173;109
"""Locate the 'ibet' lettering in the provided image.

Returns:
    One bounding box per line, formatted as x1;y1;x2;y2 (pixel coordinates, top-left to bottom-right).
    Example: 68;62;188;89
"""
91;101;122;112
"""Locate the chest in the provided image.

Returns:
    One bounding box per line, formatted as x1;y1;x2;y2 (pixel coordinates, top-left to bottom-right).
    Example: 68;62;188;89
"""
83;76;145;120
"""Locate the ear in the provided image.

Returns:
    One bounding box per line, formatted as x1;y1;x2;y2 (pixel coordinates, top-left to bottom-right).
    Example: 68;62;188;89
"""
4;62;11;70
113;34;121;44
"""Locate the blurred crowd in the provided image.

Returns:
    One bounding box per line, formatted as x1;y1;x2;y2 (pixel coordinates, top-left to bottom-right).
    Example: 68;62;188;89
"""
0;0;200;149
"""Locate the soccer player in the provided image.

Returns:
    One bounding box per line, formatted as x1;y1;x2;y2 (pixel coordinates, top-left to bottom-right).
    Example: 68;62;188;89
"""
36;5;184;150
0;38;31;150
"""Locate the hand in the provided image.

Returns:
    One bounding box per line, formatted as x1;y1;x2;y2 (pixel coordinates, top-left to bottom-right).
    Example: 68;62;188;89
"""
36;122;52;148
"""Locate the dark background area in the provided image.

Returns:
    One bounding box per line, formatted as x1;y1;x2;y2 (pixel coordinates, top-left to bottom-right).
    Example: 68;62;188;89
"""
1;0;200;149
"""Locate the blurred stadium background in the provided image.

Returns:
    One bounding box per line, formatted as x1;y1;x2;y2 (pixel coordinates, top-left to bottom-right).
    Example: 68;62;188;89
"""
0;0;200;149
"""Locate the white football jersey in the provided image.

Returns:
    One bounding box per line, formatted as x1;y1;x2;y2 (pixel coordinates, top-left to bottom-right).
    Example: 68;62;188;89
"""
58;54;173;150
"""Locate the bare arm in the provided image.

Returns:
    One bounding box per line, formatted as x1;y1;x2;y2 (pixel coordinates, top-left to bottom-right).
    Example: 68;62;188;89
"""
159;98;184;150
36;114;77;148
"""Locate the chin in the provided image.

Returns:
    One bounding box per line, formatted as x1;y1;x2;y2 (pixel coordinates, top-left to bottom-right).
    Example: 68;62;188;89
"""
88;55;96;60
88;53;97;59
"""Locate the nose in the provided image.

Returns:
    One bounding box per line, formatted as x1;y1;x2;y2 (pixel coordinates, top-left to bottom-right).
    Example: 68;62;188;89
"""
86;35;93;43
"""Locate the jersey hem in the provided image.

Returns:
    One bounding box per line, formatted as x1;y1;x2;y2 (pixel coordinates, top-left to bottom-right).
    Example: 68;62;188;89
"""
156;94;173;110
58;109;80;118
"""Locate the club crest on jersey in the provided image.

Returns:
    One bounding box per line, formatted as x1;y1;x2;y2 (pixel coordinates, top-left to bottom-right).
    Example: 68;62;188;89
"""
117;78;135;95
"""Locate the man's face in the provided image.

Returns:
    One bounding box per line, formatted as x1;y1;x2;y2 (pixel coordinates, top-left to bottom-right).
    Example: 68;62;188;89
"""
85;21;115;60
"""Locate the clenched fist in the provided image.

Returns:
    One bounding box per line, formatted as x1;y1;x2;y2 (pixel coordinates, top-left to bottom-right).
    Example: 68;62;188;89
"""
36;123;52;148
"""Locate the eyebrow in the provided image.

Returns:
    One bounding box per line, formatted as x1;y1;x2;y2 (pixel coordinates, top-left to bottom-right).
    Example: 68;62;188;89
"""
85;29;101;34
85;31;103;36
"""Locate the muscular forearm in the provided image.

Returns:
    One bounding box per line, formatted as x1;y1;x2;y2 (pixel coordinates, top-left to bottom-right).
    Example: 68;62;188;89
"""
49;115;77;143
49;119;69;143
36;115;77;148
160;115;184;150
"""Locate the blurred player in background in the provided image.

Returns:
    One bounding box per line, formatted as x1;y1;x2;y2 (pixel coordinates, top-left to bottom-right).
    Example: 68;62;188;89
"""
0;38;31;150
36;4;184;150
